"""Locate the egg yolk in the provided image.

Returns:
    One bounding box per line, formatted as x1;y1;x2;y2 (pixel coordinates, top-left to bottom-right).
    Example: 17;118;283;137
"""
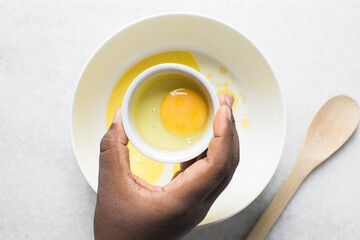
160;88;207;134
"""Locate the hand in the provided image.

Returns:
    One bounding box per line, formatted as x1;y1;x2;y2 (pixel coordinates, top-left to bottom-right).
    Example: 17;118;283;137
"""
94;93;239;240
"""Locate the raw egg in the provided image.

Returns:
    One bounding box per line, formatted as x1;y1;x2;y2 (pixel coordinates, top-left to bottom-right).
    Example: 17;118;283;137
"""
160;88;207;134
132;74;209;151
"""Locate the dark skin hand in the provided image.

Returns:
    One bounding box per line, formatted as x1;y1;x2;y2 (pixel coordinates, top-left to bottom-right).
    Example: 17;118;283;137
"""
94;93;239;240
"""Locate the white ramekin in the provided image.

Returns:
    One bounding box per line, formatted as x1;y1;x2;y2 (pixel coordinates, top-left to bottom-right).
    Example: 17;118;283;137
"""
121;63;220;163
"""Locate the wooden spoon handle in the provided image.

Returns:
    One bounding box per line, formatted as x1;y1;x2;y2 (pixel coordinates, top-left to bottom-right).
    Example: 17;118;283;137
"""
245;163;310;240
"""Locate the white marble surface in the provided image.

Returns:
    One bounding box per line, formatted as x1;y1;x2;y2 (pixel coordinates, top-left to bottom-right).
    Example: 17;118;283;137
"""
1;0;360;239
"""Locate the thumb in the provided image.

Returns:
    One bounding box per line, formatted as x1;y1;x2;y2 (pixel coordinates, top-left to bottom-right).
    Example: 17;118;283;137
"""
100;107;129;151
98;107;131;185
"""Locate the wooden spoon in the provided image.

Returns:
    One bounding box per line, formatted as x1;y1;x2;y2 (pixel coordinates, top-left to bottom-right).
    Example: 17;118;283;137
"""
246;95;359;240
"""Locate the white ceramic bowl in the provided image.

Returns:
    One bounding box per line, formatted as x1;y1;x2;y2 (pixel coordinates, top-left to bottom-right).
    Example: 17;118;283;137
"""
122;63;219;163
71;13;286;226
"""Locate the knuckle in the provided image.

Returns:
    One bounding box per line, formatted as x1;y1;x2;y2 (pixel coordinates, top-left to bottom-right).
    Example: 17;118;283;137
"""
98;150;115;170
217;162;231;178
205;156;231;179
230;129;234;139
233;139;240;167
100;131;116;152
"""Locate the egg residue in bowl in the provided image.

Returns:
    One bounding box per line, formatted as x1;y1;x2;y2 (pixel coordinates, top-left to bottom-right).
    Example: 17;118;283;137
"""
132;74;209;151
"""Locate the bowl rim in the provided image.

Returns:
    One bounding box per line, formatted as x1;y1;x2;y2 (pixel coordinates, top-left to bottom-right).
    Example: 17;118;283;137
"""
70;12;287;226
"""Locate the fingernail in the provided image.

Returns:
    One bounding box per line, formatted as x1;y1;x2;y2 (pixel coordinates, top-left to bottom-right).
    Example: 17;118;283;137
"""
112;107;121;123
225;94;234;108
